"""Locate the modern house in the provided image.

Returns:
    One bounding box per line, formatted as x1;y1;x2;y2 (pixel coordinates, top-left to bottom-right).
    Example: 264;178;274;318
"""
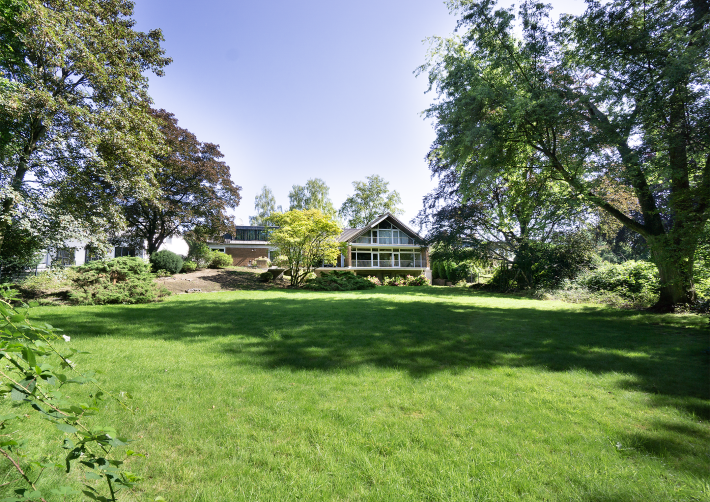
207;225;276;266
205;213;431;279
321;213;431;281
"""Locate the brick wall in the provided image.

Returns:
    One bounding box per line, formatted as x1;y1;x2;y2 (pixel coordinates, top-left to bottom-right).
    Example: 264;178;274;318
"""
225;247;269;266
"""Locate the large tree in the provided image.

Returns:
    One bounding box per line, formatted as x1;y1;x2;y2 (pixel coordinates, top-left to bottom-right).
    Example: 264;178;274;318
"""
339;175;403;228
121;109;241;255
418;158;587;264
266;209;341;287
288;178;337;218
420;0;710;309
249;186;281;226
0;0;170;256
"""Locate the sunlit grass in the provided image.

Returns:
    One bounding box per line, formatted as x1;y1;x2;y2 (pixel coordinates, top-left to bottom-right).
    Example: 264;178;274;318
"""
7;288;710;501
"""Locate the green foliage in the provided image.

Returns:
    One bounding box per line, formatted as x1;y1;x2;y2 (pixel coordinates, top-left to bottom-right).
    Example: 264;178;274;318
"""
288;178;337;218
487;235;595;292
382;274;431;287
259;271;273;283
0;287;139;500
150;250;183;275
181;260;197;273
266;209;342;287
0;0;171;260
209;251;233;269
0;224;44;282
578;261;660;300
18;267;73;295
303;271;375;291
187;241;212;269
420;0;710;307
69;257;169;305
250;186;281;226
338;175;403;228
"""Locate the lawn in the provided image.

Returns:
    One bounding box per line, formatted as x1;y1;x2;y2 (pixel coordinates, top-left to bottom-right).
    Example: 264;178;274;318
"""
8;288;710;501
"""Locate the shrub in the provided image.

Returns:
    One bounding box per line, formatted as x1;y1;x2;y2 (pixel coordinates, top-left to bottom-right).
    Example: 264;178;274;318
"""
150;250;183;274
577;260;659;299
187;240;213;268
406;274;431;286
69;257;170;305
303;271;376;291
210;251;233;268
259;271;273;282
273;255;289;268
366;275;382;286
181;260;197;273
18;267;73;295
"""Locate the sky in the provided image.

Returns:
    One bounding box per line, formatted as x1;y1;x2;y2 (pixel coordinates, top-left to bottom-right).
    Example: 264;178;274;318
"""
132;0;588;228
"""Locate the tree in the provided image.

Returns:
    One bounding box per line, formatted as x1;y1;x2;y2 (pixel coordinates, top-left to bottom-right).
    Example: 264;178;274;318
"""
266;209;341;286
0;0;170;257
418;155;588;264
420;0;710;309
121;109;241;255
288;178;337;218
249;186;281;226
338;175;403;228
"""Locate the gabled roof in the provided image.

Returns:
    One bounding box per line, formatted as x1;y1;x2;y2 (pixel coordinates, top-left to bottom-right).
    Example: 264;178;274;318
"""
337;213;425;244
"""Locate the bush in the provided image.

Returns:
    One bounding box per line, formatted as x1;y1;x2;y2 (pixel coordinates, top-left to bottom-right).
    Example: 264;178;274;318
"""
187;240;213;268
259;271;273;282
302;271;376;291
577;260;659;299
150;250;183;274
69;257;170;305
366;275;382;286
382;274;431;287
181;260;197;273
209;251;233;268
273;255;289;268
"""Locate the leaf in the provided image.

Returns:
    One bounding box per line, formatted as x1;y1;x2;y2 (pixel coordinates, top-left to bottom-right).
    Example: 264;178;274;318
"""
84;471;102;480
21;346;36;368
56;423;78;434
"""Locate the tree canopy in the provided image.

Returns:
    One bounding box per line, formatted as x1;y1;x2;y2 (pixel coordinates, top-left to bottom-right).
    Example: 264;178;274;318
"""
250;186;281;226
420;0;710;308
266;209;341;287
0;0;171;258
121;109;241;255
288;178;337;218
338;175;403;228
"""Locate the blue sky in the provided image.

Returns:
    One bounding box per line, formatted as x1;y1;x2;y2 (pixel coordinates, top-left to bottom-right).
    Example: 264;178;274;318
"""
132;0;587;228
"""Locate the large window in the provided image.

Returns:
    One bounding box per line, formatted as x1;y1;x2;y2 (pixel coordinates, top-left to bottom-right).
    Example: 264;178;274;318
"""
351;249;422;267
114;246;135;258
354;223;417;245
54;248;75;266
232;227;270;241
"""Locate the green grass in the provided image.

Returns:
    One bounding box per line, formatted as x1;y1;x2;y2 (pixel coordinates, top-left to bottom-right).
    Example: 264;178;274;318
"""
9;288;710;501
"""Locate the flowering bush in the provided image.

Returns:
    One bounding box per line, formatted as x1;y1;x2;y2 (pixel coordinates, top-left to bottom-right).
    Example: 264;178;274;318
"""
382;274;430;287
365;275;381;286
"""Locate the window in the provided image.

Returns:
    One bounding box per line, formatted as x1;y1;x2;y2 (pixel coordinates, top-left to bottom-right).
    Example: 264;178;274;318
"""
114;246;135;258
84;246;103;263
212;247;226;253
54;248;75;266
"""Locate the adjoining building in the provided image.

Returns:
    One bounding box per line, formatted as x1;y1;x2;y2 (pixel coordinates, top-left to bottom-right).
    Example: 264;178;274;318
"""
207;226;276;267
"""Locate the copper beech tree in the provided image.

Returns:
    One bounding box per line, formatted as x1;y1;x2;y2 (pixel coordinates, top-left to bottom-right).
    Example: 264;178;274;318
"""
121;109;241;255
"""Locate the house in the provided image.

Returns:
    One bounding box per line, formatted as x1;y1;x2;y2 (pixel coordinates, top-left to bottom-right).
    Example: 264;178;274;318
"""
320;213;431;281
204;213;431;280
207;225;277;266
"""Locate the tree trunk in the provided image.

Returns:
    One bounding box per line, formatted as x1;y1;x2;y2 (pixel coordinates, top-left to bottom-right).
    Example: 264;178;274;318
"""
648;240;697;311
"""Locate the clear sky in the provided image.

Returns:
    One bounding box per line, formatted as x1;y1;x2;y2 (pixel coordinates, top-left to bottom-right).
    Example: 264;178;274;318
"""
132;0;588;228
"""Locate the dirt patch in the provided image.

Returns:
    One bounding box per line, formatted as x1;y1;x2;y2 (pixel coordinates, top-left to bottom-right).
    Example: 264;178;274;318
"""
156;267;289;294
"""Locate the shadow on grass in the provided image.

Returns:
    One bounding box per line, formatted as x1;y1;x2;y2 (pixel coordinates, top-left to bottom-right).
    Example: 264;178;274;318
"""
41;289;709;407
